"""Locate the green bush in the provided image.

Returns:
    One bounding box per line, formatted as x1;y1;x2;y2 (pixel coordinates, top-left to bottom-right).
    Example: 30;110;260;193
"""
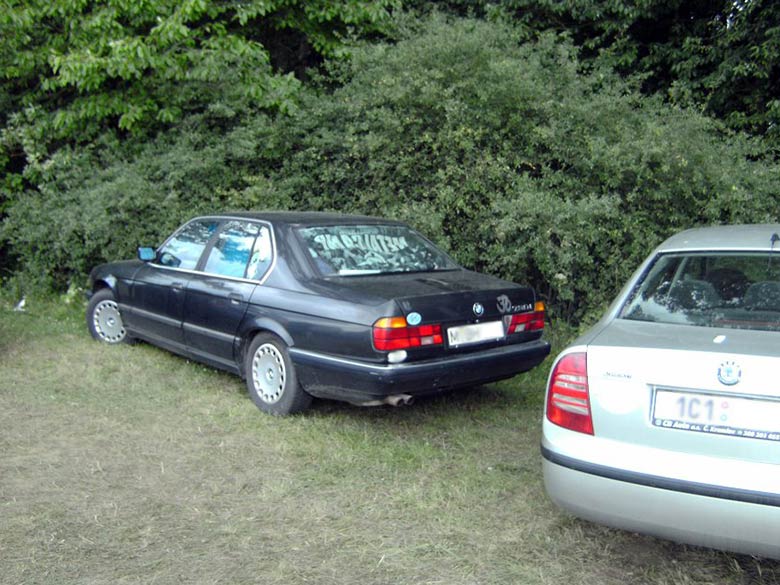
3;16;779;323
250;17;780;320
1;109;286;289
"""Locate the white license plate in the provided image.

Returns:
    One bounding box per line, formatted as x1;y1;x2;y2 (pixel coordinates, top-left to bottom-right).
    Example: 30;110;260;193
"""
653;388;780;442
447;320;505;348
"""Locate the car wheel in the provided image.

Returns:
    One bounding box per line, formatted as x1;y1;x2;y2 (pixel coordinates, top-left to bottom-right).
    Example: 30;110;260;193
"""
245;333;312;415
86;289;131;344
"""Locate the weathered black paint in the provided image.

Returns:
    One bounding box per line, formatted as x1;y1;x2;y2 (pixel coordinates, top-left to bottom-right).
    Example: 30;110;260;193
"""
88;212;551;404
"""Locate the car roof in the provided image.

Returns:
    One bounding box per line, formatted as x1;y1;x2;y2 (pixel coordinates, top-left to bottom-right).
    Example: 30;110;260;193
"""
658;224;780;252
210;211;407;227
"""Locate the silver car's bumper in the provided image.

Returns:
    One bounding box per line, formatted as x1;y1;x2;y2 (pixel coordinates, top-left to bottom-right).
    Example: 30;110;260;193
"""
542;445;780;559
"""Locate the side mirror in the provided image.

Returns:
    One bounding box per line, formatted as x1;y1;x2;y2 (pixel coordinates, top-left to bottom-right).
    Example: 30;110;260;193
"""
137;247;156;262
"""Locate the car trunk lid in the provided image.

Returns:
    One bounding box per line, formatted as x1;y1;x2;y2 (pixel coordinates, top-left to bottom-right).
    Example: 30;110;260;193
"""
586;319;780;465
316;269;541;356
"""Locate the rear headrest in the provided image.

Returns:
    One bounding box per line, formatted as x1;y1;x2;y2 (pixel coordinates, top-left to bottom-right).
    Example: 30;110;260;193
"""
667;280;719;311
744;281;780;311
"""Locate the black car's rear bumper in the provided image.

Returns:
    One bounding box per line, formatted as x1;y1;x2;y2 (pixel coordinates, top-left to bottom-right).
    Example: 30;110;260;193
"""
289;339;551;403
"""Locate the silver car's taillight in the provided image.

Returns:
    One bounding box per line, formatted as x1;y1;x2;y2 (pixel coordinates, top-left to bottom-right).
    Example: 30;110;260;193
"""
546;352;594;435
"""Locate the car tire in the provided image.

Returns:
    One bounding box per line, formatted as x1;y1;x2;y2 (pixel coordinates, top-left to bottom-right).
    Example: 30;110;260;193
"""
245;333;312;415
86;289;132;344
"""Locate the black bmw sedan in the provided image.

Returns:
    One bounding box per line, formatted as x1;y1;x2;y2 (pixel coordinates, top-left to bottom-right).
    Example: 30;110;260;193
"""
86;212;550;415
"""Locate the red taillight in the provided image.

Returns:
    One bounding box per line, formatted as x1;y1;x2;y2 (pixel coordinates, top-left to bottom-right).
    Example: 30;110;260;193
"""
372;317;444;351
506;301;546;334
546;352;594;435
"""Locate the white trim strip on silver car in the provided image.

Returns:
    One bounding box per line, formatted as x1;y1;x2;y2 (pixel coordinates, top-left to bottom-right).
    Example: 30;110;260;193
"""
541;445;780;508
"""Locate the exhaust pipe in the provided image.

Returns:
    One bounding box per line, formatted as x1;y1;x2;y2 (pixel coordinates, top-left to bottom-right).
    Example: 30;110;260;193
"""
357;394;415;407
384;394;414;407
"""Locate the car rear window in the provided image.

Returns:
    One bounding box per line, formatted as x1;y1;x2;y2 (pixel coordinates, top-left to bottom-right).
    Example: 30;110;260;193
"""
296;224;458;276
619;252;780;331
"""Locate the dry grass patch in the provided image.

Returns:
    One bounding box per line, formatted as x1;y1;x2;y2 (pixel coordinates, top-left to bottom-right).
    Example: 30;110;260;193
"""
1;300;778;584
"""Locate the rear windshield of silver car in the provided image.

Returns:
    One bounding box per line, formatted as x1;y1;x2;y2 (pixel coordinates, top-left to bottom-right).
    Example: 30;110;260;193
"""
619;252;780;331
296;224;459;276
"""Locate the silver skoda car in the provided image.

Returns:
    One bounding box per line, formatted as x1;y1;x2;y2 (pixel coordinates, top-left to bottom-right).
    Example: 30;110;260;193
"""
542;224;780;559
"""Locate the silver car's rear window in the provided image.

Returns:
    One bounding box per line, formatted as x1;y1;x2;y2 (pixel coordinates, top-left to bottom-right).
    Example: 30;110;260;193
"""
296;224;458;276
619;252;780;331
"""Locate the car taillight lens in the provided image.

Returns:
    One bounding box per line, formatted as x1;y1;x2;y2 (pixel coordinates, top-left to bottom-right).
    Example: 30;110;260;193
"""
546;352;594;435
505;301;546;334
372;317;444;351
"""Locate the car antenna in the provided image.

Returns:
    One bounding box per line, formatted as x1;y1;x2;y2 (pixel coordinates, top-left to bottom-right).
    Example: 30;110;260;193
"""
768;233;780;277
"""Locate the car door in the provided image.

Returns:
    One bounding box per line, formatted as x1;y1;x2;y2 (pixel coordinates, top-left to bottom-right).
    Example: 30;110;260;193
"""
182;220;274;370
127;218;220;350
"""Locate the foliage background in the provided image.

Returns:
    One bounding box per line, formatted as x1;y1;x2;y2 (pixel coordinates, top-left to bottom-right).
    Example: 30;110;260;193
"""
1;2;779;323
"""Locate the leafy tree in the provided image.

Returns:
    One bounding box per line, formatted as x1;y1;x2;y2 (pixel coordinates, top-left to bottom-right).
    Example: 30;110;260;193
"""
404;1;779;147
0;0;398;191
506;0;780;146
684;0;780;144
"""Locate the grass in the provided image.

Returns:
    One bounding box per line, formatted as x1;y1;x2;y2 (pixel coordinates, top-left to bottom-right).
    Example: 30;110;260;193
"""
1;297;779;585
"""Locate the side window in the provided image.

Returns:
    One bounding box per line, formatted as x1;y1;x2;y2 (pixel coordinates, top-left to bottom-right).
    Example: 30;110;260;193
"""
158;220;219;270
203;221;270;279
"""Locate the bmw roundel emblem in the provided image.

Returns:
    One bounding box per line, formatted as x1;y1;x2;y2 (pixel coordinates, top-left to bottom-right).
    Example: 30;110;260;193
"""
717;361;741;386
406;312;422;326
472;302;485;317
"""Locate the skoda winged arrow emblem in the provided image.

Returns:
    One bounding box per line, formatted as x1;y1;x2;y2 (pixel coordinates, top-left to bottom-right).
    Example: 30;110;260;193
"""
717;361;741;386
472;302;485;317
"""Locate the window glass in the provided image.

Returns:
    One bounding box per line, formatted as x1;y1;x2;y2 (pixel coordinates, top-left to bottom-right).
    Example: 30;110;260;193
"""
246;225;273;280
158;220;219;270
203;221;260;278
619;252;780;331
296;224;458;276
